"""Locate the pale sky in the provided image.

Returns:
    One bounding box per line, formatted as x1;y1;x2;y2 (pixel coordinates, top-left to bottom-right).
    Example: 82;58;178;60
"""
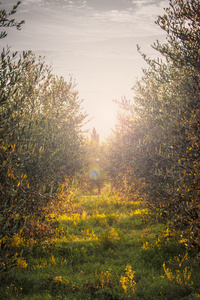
1;0;169;140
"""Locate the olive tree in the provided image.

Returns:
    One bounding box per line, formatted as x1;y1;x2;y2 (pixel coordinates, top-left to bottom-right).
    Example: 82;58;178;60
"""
0;2;87;238
107;0;200;248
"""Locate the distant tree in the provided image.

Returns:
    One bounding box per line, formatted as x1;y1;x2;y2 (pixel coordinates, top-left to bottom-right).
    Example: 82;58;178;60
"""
77;128;110;195
90;127;100;143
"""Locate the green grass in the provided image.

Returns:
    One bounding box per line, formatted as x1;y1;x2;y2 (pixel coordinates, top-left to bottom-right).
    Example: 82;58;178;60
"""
1;193;200;299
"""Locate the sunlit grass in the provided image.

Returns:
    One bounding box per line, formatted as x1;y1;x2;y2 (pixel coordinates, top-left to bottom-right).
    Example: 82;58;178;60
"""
0;192;200;299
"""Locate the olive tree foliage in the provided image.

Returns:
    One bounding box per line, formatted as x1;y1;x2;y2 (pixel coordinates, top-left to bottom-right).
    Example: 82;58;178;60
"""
107;0;200;248
0;2;87;238
0;1;24;39
154;0;200;72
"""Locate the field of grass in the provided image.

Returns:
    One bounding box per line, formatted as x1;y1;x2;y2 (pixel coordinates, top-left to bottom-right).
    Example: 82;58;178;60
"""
1;191;200;299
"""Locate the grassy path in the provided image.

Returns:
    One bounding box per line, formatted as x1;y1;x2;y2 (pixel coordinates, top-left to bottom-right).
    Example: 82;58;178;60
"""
1;193;200;299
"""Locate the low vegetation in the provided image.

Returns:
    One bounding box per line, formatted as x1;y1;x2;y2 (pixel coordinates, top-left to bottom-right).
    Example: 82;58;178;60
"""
0;187;199;299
